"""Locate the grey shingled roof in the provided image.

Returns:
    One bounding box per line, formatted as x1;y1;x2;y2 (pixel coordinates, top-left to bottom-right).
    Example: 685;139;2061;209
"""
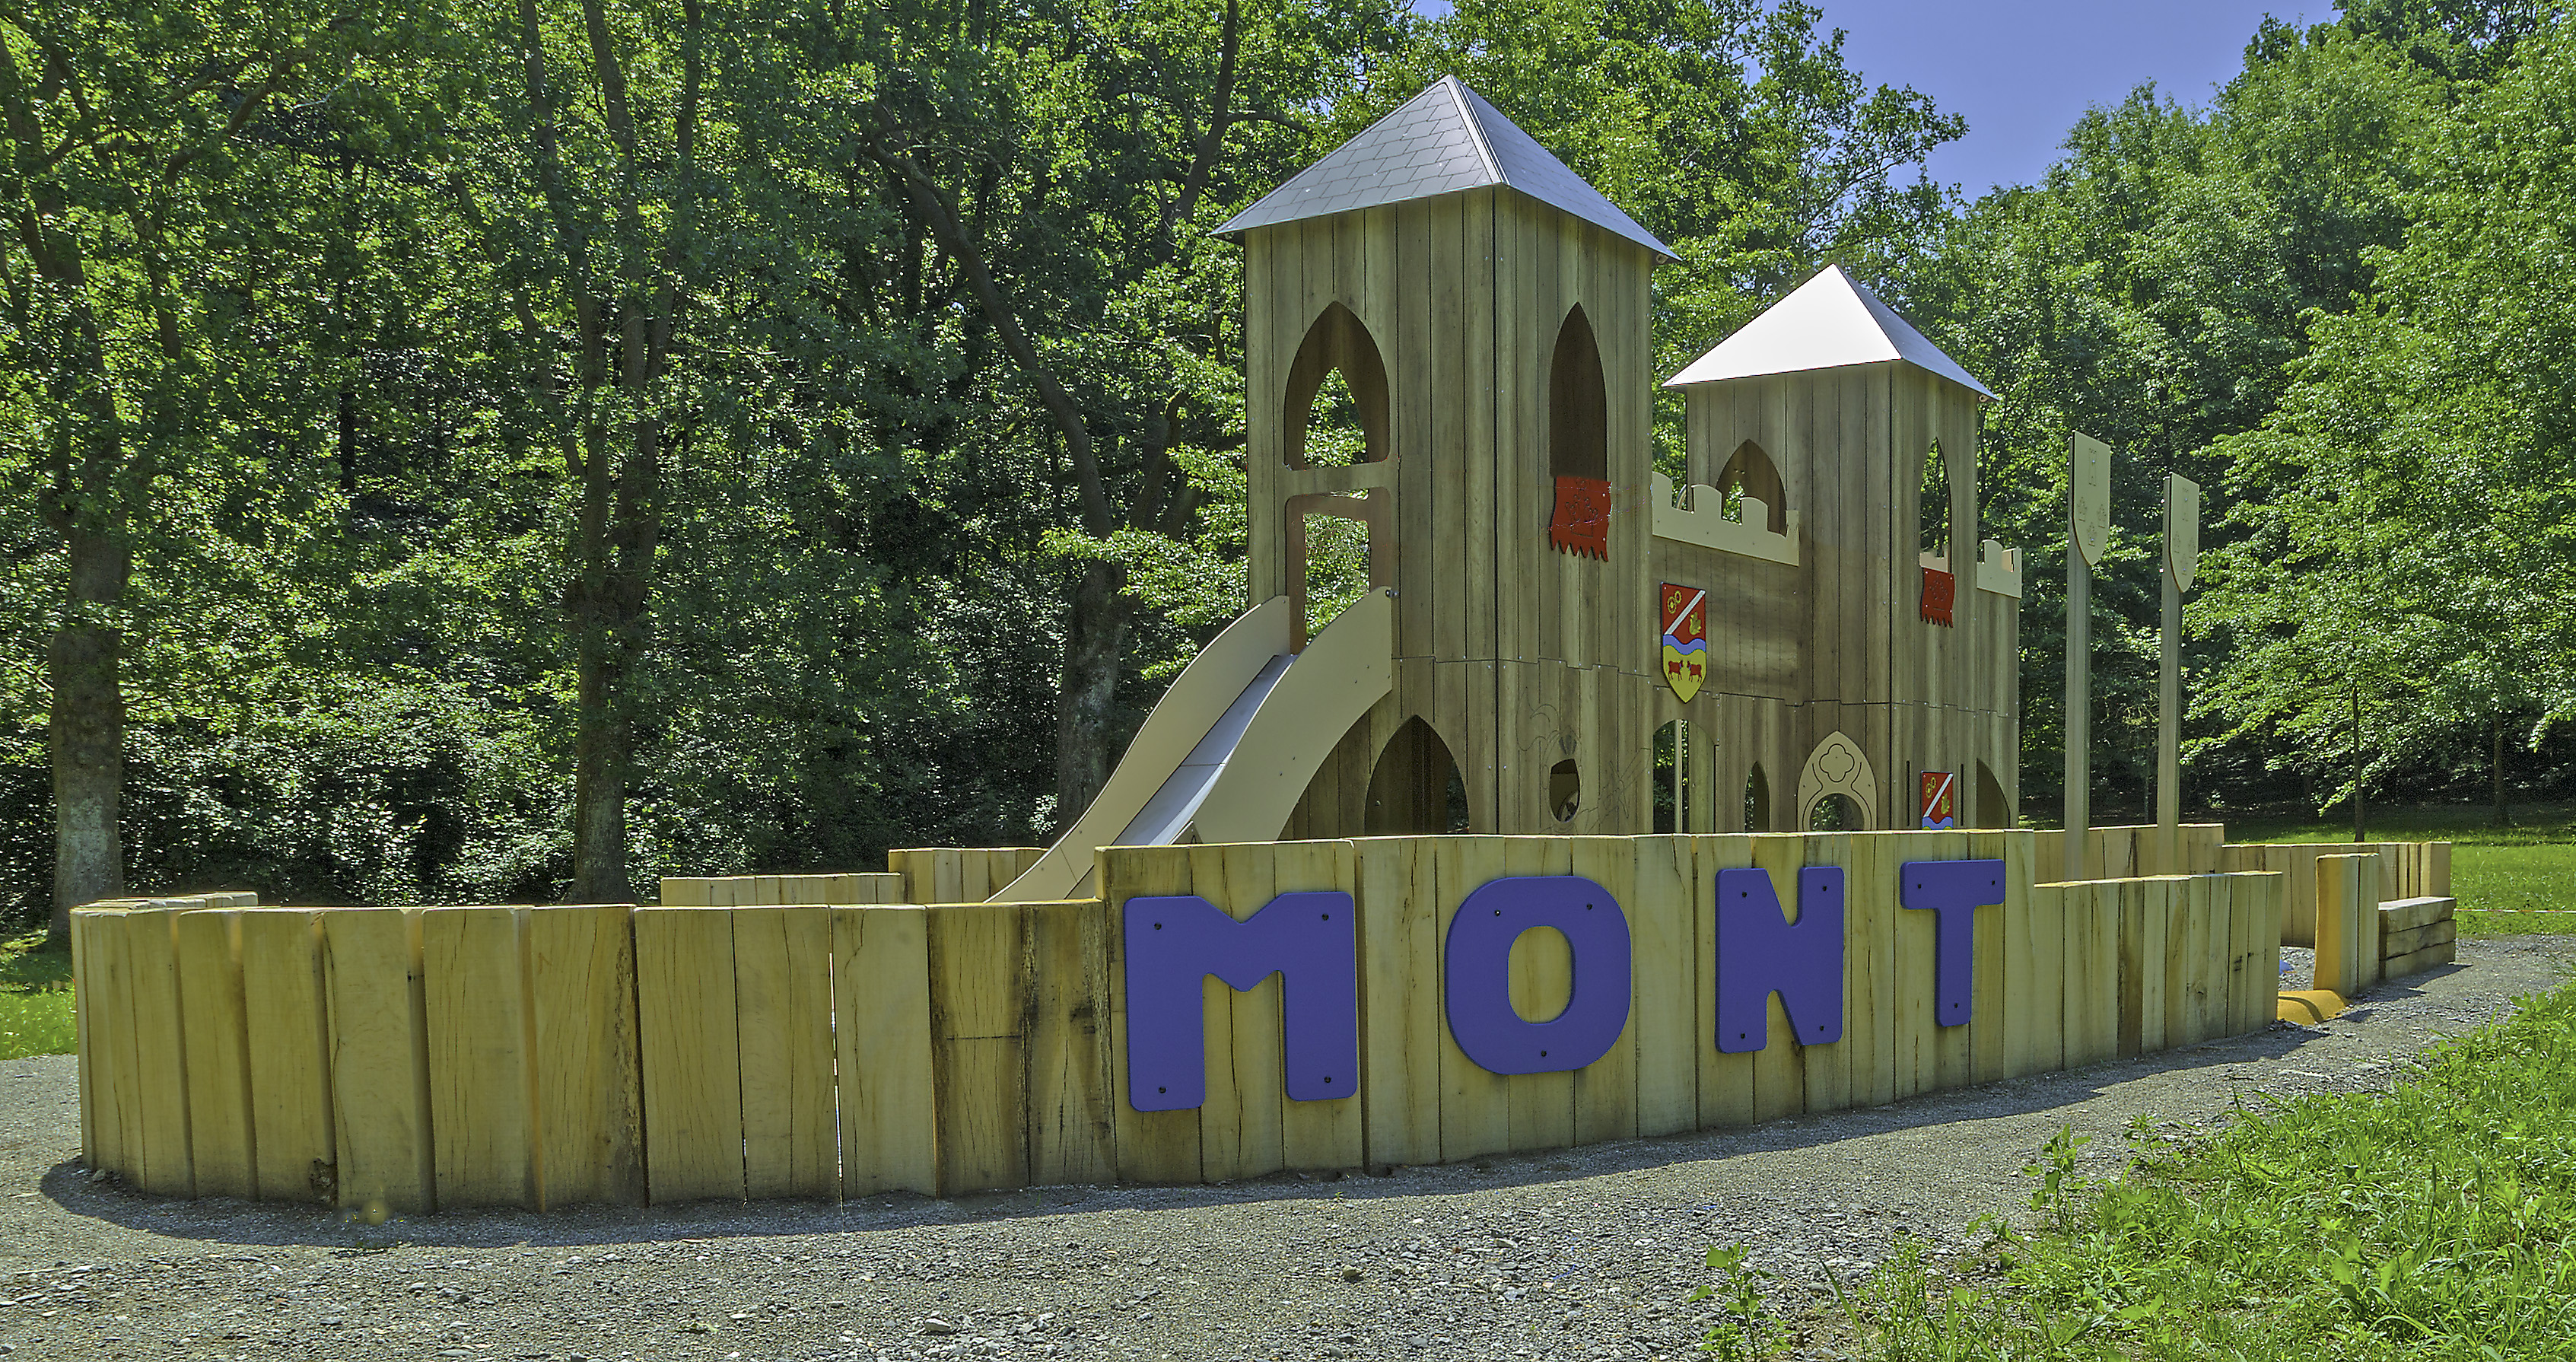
1214;77;1674;259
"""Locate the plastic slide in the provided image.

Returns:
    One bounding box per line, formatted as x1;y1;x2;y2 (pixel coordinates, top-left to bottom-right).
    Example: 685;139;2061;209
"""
992;590;1393;903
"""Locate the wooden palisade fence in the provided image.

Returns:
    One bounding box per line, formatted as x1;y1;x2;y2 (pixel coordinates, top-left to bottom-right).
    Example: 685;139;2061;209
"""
75;831;2283;1213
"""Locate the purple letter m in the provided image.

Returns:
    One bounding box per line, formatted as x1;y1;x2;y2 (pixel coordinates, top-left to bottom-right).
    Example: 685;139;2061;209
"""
1713;867;1845;1053
1121;893;1359;1113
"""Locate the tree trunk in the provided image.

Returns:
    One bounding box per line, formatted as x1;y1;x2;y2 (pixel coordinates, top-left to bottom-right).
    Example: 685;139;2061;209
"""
49;527;131;940
564;419;660;903
1052;560;1134;826
2493;712;2511;828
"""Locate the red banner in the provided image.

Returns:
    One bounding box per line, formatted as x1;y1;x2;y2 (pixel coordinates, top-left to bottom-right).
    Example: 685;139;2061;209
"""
1549;476;1611;558
1919;567;1955;626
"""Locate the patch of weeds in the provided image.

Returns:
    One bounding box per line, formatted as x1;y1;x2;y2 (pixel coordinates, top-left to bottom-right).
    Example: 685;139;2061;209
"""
1688;1244;1786;1360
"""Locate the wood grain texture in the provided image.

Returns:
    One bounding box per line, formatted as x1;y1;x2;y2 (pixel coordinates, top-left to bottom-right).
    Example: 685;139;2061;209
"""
1271;840;1365;1172
1693;835;1757;1128
1566;836;1640;1147
239;909;333;1203
1355;835;1442;1167
1434;837;1514;1161
634;907;745;1204
927;902;1030;1195
527;905;643;1207
833;905;937;1196
323;908;434;1215
1025;898;1118;1186
124;906;195;1198
733;906;838;1200
1102;846;1203;1185
174;909;255;1200
1625;835;1697;1135
422;906;535;1209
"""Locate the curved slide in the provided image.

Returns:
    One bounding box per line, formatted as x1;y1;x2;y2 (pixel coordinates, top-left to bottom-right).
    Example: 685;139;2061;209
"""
993;590;1394;903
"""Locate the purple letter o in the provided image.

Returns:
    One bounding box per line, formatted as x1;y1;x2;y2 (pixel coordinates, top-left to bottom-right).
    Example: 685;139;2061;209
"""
1443;876;1631;1075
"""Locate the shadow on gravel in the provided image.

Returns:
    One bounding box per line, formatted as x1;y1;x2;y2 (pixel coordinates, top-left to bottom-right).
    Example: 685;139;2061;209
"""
40;1014;2359;1253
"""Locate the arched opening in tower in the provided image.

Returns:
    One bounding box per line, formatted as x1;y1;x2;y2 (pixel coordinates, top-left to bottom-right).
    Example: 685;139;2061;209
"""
1365;716;1470;835
1547;304;1608;483
1283;303;1391;640
1717;439;1788;534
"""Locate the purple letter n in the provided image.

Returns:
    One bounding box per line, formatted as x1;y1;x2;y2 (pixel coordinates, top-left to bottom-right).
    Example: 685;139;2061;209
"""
1122;893;1359;1113
1714;867;1845;1053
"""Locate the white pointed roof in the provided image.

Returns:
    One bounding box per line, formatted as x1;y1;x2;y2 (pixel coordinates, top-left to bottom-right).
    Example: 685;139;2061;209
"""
1663;265;1992;399
1215;77;1674;259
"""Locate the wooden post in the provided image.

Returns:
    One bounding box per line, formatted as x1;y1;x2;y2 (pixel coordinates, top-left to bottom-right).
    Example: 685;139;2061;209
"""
2066;433;2110;877
2158;474;2198;874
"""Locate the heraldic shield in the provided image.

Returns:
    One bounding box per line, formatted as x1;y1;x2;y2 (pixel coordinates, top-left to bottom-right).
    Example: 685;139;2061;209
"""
1659;582;1707;703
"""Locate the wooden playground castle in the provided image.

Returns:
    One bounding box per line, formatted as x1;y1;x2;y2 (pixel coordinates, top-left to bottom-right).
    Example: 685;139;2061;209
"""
71;78;2458;1214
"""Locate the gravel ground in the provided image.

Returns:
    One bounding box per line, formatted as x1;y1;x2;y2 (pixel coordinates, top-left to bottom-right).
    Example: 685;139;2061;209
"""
3;935;2568;1362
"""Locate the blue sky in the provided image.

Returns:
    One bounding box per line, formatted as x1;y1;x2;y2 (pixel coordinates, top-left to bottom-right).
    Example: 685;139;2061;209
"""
1413;0;2317;193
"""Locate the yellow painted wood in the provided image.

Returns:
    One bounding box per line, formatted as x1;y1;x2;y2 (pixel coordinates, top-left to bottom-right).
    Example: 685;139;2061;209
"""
85;908;146;1183
1502;838;1578;1153
927;901;1029;1194
733;906;838;1200
1748;835;1808;1122
1271;839;1364;1172
239;909;332;1203
1693;835;1757;1128
124;906;195;1198
422;906;536;1209
1355;835;1442;1167
2164;875;2214;1046
658;878;712;906
634;906;746;1204
1839;833;1889;1107
1623;835;1697;1136
2067;883;2122;1068
2114;880;2148;1058
832;905;937;1196
2012;873;2066;1079
526;904;644;1208
1101;845;1203;1184
1926;832;1977;1093
1797;832;1857;1112
1879;831;1939;1101
1025;897;1118;1186
174;909;255;1200
71;909;100;1169
1434;836;1514;1161
1966;830;2024;1084
1566;836;1639;1147
323;908;434;1215
1193;843;1277;1182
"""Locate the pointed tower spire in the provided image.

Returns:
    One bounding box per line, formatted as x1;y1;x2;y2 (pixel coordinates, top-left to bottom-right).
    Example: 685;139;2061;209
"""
1665;265;1992;398
1215;76;1673;258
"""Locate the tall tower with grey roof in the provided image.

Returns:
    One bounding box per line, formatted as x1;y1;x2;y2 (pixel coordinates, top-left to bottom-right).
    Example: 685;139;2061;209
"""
1216;76;1674;839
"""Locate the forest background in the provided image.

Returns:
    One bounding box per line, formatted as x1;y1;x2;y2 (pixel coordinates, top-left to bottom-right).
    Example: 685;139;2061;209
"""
5;0;2572;936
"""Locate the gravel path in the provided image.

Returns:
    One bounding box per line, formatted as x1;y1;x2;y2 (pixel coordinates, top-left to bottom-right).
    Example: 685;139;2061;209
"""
4;936;2568;1362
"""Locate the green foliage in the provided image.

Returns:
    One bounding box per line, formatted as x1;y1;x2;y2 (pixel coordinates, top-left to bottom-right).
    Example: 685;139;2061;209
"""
1839;982;2576;1358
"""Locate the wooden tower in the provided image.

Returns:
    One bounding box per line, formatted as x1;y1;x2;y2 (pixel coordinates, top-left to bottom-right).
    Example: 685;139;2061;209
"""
1656;266;2020;832
1217;76;1673;837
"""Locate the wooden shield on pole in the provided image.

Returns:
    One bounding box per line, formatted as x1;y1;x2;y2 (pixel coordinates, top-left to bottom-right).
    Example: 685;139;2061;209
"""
2165;473;2200;591
2069;431;2112;567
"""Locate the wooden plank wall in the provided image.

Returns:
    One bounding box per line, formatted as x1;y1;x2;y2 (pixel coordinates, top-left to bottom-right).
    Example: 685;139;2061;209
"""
2214;840;2450;947
75;832;2295;1207
659;871;907;907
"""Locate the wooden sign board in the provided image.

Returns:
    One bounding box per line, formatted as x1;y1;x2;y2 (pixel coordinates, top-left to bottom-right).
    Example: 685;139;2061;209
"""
2166;473;2200;591
2069;431;2112;567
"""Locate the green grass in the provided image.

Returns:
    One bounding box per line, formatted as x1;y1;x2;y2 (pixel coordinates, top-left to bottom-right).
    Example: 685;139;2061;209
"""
1740;982;2576;1360
0;931;75;1060
2218;803;2576;939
